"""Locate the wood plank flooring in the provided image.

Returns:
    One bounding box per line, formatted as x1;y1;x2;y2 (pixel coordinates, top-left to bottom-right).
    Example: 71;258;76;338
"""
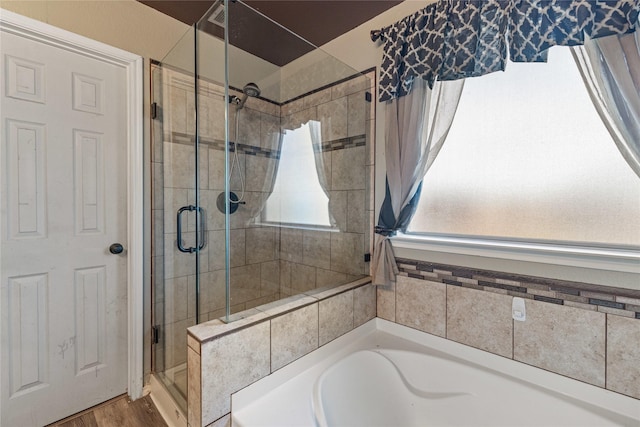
46;394;168;427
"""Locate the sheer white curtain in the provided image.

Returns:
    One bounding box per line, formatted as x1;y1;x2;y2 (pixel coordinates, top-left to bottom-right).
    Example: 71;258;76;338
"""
572;31;640;178
372;78;464;286
309;121;337;228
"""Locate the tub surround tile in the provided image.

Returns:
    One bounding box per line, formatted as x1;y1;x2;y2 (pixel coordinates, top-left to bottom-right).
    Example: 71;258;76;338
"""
319;290;354;346
353;284;376;328
206;414;230;427
514;300;605;387
200;321;270;424
396;258;640;318
377;283;396;322
397;277;446;338
271;303;319;371
606;315;640;399
257;294;317;317
187;346;202;427
447;285;513;358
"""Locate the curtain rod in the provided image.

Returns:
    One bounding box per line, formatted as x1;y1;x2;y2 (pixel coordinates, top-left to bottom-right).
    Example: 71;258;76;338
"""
371;29;382;42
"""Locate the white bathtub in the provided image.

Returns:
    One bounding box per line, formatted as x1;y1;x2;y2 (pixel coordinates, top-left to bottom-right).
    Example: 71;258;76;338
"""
232;319;640;427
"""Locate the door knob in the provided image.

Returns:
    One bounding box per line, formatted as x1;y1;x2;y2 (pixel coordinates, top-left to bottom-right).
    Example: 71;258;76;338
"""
109;243;124;254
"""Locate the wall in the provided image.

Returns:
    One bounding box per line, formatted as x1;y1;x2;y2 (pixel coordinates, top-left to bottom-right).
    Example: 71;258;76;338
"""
377;258;640;400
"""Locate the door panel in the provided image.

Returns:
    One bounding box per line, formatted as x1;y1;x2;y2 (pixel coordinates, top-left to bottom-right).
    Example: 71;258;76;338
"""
1;29;128;427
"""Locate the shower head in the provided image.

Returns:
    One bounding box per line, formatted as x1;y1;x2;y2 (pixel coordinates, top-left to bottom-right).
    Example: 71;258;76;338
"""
237;82;261;109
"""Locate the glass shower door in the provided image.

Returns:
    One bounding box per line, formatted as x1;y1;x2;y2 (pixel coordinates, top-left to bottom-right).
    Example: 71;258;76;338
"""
150;26;204;410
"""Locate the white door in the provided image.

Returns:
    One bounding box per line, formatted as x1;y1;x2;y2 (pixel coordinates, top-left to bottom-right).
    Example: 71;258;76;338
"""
1;24;129;426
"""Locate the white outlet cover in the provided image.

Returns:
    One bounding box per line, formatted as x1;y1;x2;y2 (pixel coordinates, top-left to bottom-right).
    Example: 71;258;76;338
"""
512;297;526;321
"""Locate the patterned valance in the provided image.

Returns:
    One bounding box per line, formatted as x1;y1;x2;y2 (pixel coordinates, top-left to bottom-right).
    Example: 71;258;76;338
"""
377;0;639;101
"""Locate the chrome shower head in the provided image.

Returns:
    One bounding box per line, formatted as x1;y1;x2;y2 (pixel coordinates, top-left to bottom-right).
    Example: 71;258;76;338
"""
237;82;261;109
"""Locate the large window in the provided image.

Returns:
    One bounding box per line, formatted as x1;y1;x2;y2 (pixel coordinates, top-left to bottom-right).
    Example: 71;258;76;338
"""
262;122;332;228
407;47;640;248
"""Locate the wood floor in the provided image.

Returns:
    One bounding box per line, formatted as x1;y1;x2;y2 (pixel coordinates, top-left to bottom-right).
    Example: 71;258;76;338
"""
46;394;168;427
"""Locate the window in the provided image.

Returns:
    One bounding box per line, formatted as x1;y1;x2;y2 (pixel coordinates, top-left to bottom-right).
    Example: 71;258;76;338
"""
262;122;332;228
406;47;640;249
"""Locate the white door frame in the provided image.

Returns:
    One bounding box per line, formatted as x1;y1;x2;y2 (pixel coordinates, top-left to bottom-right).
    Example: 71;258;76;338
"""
0;9;144;402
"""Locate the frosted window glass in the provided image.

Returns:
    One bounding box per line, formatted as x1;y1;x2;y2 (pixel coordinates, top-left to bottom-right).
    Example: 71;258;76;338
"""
408;48;640;247
263;123;331;227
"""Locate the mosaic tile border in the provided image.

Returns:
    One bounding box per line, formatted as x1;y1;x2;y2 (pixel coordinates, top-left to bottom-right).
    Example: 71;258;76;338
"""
170;132;367;159
396;258;640;320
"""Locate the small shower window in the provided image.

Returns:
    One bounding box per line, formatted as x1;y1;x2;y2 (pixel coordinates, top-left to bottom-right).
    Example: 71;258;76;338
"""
262;122;332;229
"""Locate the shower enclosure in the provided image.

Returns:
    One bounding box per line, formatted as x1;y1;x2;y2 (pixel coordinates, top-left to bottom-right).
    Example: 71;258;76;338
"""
150;0;374;411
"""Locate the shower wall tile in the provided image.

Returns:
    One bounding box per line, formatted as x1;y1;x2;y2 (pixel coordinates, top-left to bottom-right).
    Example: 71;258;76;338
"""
366;120;375;166
331;75;369;100
152;256;164;303
152;162;164;210
329;191;348;231
246;156;278;193
246;227;276;264
271;303;319;371
164;276;188;324
230;228;246;267
302;230;331;270
291;263;316;293
317;98;347;142
260;112;281;151
208;148;225;190
331;146;365;190
330;232;364;276
347;91;367;137
230;264;261;305
195;271;226;318
304;88;332;109
397;277;446;337
346;190;365;233
354;283;376;328
280;98;304;116
606;315;640;399
169;86;187;134
514;299;606;387
260;260;280;295
200;321;270;425
279;260;292;295
207;230;225;271
283;106;317;131
201;190;225;231
237;107;261;147
164;234;195;279
447;285;513;358
316;269;348;288
279;228;303;263
319;290;354;346
165;317;196;370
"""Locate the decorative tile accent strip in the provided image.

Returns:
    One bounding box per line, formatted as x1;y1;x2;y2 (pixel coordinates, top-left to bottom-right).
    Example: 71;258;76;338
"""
396;258;640;319
313;135;366;153
171;131;366;158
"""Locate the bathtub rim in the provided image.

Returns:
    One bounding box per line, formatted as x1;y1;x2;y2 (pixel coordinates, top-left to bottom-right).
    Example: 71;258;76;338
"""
232;318;640;425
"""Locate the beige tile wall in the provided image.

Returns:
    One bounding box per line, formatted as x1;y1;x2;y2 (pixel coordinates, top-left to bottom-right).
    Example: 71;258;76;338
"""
380;271;640;401
188;280;376;426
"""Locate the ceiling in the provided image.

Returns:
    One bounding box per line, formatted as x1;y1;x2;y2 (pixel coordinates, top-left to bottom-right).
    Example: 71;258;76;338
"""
138;0;401;66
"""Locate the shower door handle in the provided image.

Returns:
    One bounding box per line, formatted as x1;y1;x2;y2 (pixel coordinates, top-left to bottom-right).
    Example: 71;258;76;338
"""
176;205;207;253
